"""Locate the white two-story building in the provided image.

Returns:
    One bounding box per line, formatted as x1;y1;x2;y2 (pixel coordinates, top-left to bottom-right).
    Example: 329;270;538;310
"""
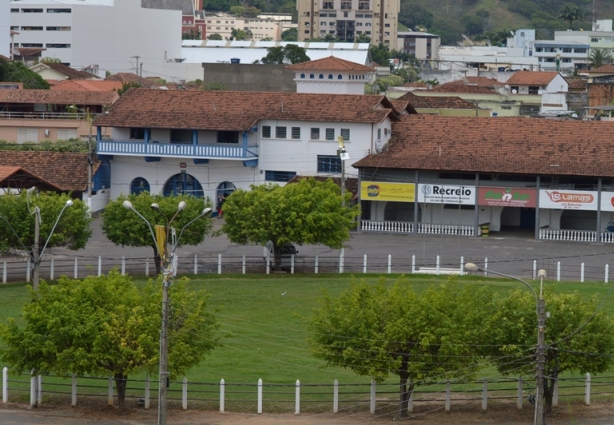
93;89;407;202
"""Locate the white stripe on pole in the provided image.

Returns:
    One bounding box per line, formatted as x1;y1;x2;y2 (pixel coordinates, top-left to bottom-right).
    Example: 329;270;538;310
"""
74;257;78;279
242;255;246;275
315;256;318;274
3;260;7;283
98;256;102;277
333;379;338;413
294;379;300;415
557;261;561;282
71;375;77;407
363;255;367;274
257;379;263;414
387;254;391;274
220;379;225;413
121;256;125;276
182;377;188;410
218;254;222;275
581;263;585;283
50;257;54;281
194;254;198;275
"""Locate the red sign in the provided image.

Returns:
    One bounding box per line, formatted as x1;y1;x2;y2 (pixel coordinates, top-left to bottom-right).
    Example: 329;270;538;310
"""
179;162;187;169
478;187;537;208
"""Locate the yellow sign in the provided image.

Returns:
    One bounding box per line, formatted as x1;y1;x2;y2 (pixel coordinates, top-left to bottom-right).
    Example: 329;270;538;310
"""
360;182;415;202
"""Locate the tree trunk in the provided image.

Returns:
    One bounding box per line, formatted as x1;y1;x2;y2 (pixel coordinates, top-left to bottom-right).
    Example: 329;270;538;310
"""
274;246;281;269
544;373;556;414
396;355;412;419
152;245;161;275
114;374;128;411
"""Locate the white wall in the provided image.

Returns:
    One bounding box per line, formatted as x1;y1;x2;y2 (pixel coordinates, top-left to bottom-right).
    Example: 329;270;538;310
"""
0;0;10;58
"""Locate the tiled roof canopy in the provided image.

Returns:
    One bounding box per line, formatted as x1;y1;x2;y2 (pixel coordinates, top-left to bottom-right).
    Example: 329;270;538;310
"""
397;92;478;109
93;89;399;130
0;90;119;105
353;115;614;178
439;77;504;88
0;165;62;191
51;80;124;92
44;63;98;80
430;85;497;94
505;71;560;86
587;64;614;74
285;56;374;72
0;152;99;191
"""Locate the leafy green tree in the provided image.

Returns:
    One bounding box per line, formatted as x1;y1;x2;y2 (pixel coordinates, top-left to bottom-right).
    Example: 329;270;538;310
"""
588;49;613;69
0;140;89;152
208;33;223;40
369;43;392;66
393;66;419;83
355;33;371;43
221;178;359;266
281;28;298;41
230;28;253;40
102;193;213;275
365;75;405;94
0;270;221;410
308;278;495;418
487;290;614;414
558;3;586;29
0;59;50;89
116;82;141;96
260;45;310;64
0;190;91;259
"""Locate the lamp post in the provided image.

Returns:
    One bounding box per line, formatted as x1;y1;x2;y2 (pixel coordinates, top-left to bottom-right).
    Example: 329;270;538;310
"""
337;136;349;207
465;263;547;425
122;200;211;425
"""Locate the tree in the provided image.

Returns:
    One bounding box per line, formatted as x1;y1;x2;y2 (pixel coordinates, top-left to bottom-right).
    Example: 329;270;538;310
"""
208;33;223;40
588;49;613;69
230;28;253;41
0;191;91;269
355;33;371;43
221;178;359;266
0;270;221;410
487;290;614;415
102;192;213;275
308;278;494;418
0;59;50;89
281;28;298;41
365;75;405;94
369;43;392;66
260;45;310;64
116;82;141;96
558;4;586;29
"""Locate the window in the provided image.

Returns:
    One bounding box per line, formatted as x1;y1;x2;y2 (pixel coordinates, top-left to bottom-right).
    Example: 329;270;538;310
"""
325;128;335;140
323;1;333;9
47;8;71;13
574;48;587;53
328;74;333;79
22;8;43;13
21;27;43;31
338;74;342;79
340;128;350;140
318;155;342;173
310;74;315;79
57;129;77;140
528;86;539;95
217;131;239;143
291;127;301;139
265;171;297;182
359;1;369;10
21;43;43;47
130;128;145;139
262;126;271;138
170;129;192;143
311;128;320;140
377;128;381;139
319;74;324;79
46;43;71;48
46;26;71;31
17;129;38;144
562;47;571;53
275;126;287;138
130;177;150;195
341;1;351;9
591;37;598;42
11;9;18;13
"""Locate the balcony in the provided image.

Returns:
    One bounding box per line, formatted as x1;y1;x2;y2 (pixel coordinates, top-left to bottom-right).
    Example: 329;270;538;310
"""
97;140;259;160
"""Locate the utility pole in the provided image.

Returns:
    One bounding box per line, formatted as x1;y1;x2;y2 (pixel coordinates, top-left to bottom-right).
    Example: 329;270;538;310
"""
535;270;547;425
32;206;40;289
338;136;349;207
86;108;93;211
131;55;141;82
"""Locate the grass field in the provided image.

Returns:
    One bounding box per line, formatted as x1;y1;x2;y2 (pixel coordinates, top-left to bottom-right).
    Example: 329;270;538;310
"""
1;273;614;410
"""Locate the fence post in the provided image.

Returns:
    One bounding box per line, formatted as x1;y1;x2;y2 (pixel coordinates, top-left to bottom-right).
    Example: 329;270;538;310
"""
50;257;54;281
108;377;113;406
363;255;367;274
606;264;609;284
517;377;523;409
412;255;415;274
408;389;413;412
2;260;6;283
339;248;344;274
120;256;125;276
333;379;338;413
29;370;36;408
220;379;225;413
484;258;488;277
98;256;102;276
585;373;591;405
182;377;188;410
388;254;391;274
37;375;42;406
291;254;294;275
295;379;300;415
533;260;537;280
266;258;270;275
26;258;31;282
445;380;451;411
194;254;198;275
71;375;77;407
460;256;464;274
370;379;376;414
2;367;7;403
581;263;585;283
145;255;149;277
315;256;319;274
74;257;78;279
552;378;558;407
242;255;246;275
145;375;150;409
218;254;222;275
557;261;561;282
482;379;487;410
436;255;440;275
257;379;263;414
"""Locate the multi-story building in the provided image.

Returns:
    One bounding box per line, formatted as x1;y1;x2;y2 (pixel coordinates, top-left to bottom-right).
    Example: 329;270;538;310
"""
296;0;399;46
396;31;440;61
204;13;295;41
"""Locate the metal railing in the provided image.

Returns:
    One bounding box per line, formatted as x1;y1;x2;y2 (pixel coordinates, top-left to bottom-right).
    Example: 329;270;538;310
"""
98;140;259;159
0;111;89;120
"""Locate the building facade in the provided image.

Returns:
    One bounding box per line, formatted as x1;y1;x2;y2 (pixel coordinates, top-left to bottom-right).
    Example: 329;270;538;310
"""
296;0;399;46
396;31;440;61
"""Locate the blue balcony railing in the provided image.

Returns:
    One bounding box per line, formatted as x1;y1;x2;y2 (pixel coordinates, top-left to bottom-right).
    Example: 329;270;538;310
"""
97;140;258;160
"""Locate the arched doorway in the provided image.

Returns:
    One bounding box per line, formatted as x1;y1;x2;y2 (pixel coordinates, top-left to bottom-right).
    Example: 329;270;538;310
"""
130;177;150;195
216;181;236;199
163;173;203;197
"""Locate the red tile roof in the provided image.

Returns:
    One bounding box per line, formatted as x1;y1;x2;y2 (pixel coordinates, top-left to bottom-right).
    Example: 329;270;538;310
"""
353;115;614;177
0;152;100;191
105;73;156;87
587;64;614;74
439;77;504;88
565;78;587;90
285;56;374;72
429;85;497;94
51;80;124;92
93;89;400;130
397;92;478;109
0;165;63;191
42;63;98;80
0;90;119;105
505;71;561;86
402;82;428;88
15;47;46;57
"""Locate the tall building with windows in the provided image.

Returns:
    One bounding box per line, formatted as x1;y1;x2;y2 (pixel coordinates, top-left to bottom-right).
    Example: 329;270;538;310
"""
296;0;399;46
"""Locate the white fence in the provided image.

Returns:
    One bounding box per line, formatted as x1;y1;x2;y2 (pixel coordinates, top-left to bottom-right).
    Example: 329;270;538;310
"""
361;221;475;236
2;367;606;414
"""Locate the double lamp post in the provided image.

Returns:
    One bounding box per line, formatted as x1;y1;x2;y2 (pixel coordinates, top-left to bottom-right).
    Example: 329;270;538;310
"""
122;200;211;425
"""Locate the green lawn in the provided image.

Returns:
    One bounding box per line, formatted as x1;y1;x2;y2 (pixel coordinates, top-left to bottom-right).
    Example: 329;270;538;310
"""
1;273;614;409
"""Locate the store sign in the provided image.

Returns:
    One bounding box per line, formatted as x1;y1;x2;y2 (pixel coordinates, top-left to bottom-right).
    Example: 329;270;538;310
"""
600;192;614;212
539;189;598;210
417;184;474;205
478;187;537;208
360;182;415;202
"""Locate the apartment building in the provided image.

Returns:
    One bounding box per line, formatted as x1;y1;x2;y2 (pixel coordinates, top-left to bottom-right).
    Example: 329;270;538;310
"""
205;13;295;41
296;0;399;46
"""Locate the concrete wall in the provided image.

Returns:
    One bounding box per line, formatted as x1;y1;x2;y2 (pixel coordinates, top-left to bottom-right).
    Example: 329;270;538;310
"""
202;63;296;92
0;0;10;59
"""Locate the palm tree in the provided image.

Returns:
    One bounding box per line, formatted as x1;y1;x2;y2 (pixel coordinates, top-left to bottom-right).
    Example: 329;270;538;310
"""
588;49;613;69
558;4;586;29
